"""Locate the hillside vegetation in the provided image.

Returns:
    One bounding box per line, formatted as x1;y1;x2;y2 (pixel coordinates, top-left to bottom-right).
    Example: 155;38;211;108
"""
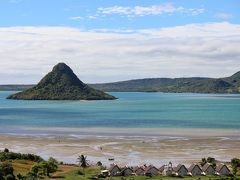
7;63;116;100
90;71;240;93
1;71;240;94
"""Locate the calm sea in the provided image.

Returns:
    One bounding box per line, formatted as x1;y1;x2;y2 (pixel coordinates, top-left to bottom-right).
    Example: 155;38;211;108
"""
0;91;240;135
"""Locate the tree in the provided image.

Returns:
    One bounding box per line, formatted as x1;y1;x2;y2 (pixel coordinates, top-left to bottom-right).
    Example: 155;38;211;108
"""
0;163;15;180
30;157;58;177
231;158;240;176
46;157;58;176
3;149;9;153
200;157;216;168
77;155;88;168
201;158;207;167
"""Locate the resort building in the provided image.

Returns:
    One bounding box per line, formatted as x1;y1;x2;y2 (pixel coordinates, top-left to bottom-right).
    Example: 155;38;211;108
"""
202;163;215;175
216;164;231;176
109;164;121;176
159;165;165;174
133;166;145;176
105;162;232;177
162;162;173;176
121;166;134;176
174;164;189;176
188;164;202;176
144;165;159;176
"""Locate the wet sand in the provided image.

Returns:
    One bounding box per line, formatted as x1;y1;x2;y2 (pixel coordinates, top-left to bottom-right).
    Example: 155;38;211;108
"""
0;127;240;166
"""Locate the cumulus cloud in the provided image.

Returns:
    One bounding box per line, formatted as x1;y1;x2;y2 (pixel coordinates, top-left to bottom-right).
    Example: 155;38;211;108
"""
0;22;240;84
97;3;204;17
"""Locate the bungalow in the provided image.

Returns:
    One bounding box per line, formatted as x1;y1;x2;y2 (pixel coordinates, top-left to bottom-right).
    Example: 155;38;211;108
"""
144;165;159;176
109;164;121;176
133;166;145;176
202;163;215;175
216;164;231;176
188;164;202;176
163;162;174;176
121;166;134;176
174;164;188;176
159;165;165;174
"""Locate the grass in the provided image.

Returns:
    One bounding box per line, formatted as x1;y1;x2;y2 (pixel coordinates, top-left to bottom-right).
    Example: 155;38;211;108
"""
3;159;34;176
4;160;239;180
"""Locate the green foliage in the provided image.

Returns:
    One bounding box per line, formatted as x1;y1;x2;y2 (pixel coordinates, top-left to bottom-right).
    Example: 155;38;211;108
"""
3;149;9;153
77;170;85;175
231;158;240;176
231;158;240;167
7;63;116;100
0;163;15;180
0;151;43;162
200;157;216;168
2;69;240;94
91;71;240;93
77;155;89;168
30;157;58;177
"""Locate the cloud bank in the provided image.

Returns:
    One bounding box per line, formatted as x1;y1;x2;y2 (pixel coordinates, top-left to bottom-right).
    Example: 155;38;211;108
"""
0;22;240;84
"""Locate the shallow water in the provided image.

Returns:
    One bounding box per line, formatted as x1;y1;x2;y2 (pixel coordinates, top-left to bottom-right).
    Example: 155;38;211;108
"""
1;91;240;165
1;91;240;136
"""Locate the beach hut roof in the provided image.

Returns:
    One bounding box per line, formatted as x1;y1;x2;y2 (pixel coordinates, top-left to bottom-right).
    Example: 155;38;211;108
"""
188;163;202;172
216;163;230;173
121;166;133;175
202;163;214;172
133;166;145;172
109;164;121;172
174;164;188;172
145;165;159;172
159;165;165;172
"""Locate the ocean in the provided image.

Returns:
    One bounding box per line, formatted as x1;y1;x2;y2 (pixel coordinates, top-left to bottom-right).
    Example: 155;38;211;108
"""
0;91;240;135
1;91;240;164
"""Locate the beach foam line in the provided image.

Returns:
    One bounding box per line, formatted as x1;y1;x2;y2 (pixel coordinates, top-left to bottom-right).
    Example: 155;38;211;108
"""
14;126;240;138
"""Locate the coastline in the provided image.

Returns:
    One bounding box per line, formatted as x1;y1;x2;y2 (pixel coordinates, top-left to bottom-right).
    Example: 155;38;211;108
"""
3;126;240;137
0;127;240;167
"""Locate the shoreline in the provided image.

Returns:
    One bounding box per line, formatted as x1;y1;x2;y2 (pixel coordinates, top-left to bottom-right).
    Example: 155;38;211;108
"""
2;126;240;138
0;128;240;166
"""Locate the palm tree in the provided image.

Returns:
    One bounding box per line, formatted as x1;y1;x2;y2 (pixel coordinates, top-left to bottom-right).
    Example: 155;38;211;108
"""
77;155;88;168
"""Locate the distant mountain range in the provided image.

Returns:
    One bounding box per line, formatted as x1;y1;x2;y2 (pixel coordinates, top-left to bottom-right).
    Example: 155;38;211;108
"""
91;71;240;93
7;63;116;100
1;71;240;94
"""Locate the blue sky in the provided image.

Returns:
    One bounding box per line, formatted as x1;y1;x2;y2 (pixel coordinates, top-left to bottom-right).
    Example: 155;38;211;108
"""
0;0;240;84
1;0;239;29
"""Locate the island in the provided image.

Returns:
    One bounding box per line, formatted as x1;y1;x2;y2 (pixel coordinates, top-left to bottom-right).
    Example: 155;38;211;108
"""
7;63;116;100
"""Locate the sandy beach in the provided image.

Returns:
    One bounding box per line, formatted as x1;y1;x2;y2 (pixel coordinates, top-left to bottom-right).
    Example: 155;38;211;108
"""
1;127;240;167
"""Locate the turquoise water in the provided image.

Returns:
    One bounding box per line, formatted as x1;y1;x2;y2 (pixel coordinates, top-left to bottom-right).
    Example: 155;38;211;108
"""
0;91;240;134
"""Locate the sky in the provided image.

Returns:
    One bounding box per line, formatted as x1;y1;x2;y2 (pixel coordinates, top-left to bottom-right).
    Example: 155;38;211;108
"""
0;0;240;84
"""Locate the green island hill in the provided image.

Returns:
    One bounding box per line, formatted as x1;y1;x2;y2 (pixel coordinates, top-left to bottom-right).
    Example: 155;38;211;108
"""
7;63;116;100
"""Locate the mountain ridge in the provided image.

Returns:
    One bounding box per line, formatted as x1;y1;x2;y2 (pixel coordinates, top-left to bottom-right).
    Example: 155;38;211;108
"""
90;72;240;93
1;70;240;94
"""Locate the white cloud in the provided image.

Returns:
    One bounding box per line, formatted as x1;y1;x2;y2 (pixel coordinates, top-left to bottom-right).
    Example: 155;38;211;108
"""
70;16;83;20
214;13;233;19
0;22;240;84
97;3;204;17
70;15;98;20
